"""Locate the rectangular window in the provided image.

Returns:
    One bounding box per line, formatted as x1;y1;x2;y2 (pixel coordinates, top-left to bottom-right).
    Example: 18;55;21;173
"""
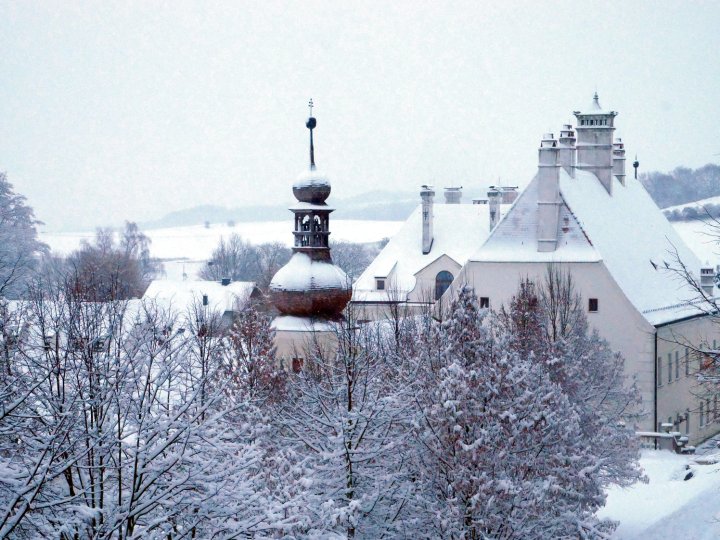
675;351;680;380
657;356;662;387
376;279;385;291
686;410;690;434
700;402;705;427
479;297;490;309
715;395;718;421
588;298;599;312
685;348;690;376
707;399;711;424
668;353;672;383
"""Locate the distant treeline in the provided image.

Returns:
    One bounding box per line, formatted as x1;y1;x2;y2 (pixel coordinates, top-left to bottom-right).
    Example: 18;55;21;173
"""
641;164;720;219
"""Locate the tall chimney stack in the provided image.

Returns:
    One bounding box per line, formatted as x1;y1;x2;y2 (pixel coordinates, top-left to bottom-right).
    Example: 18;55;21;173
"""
613;138;627;186
420;186;435;254
488;187;502;230
444;186;462;204
573;92;617;195
558;124;576;176
537;133;562;252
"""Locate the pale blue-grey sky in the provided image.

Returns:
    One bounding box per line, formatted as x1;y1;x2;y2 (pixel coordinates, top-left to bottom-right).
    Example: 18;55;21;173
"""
1;1;718;230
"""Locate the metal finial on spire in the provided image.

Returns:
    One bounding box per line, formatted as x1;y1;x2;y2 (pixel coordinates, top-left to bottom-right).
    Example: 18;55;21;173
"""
306;98;317;170
633;154;639;179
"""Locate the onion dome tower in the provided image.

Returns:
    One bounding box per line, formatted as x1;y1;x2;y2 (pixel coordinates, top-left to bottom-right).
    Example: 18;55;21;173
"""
269;101;351;319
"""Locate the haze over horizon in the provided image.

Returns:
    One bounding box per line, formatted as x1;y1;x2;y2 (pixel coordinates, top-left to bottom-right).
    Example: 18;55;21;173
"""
2;1;719;231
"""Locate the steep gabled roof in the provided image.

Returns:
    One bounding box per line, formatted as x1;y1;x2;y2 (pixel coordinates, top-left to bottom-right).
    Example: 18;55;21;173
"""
470;175;600;263
469;168;704;325
559;169;702;325
353;203;502;302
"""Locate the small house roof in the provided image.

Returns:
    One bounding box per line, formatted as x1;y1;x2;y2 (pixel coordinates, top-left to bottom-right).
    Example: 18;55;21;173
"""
353;203;508;302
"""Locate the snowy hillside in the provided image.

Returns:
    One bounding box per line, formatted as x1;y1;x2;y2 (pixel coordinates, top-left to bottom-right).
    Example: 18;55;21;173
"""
40;217;720;280
40;219;404;280
673;219;720;264
664;195;720;214
600;445;720;539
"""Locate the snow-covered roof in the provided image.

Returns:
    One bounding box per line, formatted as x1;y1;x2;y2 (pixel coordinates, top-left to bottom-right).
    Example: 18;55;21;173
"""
269;252;350;293
293;168;331;190
470;175;601;263
271;315;336;332
353;203;507;302
471;168;705;325
143;279;258;315
561;169;703;324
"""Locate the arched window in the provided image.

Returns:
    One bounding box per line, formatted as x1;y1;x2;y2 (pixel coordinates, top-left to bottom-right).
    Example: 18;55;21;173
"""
435;271;454;300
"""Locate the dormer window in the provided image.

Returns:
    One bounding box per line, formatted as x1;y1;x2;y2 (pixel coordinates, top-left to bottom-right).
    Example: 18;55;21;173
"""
376;279;385;291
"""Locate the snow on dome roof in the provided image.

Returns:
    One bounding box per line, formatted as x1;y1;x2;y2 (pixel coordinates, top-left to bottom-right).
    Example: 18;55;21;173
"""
293;168;331;204
269;252;351;317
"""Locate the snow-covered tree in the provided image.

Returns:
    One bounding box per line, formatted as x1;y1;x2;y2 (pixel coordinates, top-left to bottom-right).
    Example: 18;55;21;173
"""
275;312;418;538
64;222;159;301
500;270;644;489
0;278;278;538
412;286;618;538
0;172;47;298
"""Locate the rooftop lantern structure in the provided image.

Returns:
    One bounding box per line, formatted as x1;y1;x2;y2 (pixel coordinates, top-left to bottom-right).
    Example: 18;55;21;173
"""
573;92;617;194
269;101;351;318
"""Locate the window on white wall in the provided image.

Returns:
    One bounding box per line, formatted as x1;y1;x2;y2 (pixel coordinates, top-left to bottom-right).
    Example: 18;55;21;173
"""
657;356;662;387
707;399;711;424
588;298;598;312
434;271;454;300
668;353;672;383
700;401;705;427
686;410;690;434
685;348;690;376
675;351;680;380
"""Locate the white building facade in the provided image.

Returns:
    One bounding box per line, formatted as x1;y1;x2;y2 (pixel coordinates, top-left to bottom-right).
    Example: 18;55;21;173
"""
439;94;720;444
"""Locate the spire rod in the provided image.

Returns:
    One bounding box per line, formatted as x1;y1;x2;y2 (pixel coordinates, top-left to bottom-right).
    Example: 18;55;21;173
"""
306;98;317;170
633;154;639;179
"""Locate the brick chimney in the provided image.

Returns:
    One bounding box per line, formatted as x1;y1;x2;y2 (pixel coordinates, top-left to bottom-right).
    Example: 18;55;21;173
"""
537;132;562;252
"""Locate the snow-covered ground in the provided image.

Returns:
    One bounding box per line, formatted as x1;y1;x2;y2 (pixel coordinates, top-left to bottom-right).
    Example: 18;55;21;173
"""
664;195;720;213
600;443;720;539
673;219;720;264
40;217;720;280
40;220;404;280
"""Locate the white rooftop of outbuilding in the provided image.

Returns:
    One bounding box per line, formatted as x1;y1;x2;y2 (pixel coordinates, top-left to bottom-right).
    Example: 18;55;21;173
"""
143;279;259;315
470;168;706;326
353;203;508;303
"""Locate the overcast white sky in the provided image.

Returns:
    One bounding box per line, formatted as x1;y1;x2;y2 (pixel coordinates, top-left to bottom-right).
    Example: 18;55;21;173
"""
1;1;719;230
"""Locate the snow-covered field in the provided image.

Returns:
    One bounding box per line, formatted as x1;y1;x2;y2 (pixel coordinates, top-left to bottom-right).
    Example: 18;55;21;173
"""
664;195;720;213
40;220;404;280
40;217;720;280
673;219;720;263
600;445;720;539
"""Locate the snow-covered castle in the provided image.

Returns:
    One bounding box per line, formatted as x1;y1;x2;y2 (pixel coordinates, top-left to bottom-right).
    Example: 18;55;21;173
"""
353;93;720;446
